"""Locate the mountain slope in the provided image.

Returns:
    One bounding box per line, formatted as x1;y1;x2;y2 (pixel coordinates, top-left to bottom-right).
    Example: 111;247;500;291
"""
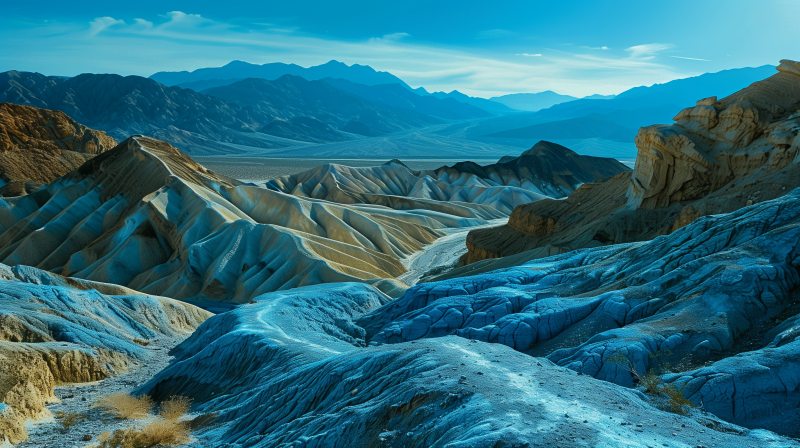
322;78;492;119
0;102;116;196
430;90;517;115
201;75;442;138
464;65;779;146
0;70;281;155
151;60;411;89
490;90;578;112
485;116;637;141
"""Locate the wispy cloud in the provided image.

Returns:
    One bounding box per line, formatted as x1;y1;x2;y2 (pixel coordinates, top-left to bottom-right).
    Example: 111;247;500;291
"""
625;43;674;59
369;32;410;43
88;17;125;36
516;53;542;57
670;56;710;61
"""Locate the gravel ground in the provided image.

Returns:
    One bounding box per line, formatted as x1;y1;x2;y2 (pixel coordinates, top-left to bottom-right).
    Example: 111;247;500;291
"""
18;335;191;448
398;219;508;287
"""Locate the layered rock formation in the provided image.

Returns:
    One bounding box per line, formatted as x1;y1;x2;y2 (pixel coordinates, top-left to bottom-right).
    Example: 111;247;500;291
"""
0;263;209;445
0;135;511;303
0;103;116;196
139;283;795;447
360;186;800;436
462;60;800;268
265;140;629;214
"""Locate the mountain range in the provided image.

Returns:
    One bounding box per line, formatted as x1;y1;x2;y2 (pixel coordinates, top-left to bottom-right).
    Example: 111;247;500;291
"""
152;60;411;89
489;90;579;112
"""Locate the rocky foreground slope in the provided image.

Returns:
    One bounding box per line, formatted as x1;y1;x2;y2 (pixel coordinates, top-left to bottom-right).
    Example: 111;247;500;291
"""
0;103;116;196
0;263;209;445
461;60;800;268
139;184;800;445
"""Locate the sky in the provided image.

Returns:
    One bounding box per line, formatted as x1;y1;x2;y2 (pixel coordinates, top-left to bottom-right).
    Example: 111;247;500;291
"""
1;0;799;97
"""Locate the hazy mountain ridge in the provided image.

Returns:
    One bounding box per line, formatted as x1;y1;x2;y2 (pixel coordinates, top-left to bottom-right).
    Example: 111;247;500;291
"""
201;75;443;139
321;78;493;119
0;70;456;153
151;59;411;89
490;90;579;111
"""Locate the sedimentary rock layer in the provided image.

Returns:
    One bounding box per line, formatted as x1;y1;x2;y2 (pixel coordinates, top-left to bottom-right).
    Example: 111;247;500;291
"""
0;103;116;196
0;136;506;302
265;140;630;214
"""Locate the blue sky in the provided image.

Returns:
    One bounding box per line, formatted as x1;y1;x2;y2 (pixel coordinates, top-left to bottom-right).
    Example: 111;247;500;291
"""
2;0;798;97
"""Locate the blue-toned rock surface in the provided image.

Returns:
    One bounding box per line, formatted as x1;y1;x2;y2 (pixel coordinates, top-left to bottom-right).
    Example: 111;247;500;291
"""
0;263;210;445
359;187;800;436
140;282;798;447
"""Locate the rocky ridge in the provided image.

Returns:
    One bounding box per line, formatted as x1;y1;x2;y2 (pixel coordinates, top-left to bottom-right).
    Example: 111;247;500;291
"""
461;60;800;268
0;135;519;303
0;103;116;196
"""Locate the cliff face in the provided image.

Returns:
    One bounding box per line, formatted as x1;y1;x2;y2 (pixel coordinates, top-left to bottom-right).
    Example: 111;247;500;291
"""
627;59;800;209
0;103;116;195
460;60;800;269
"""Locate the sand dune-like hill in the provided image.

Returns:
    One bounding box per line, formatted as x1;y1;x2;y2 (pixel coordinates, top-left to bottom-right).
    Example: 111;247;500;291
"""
0;135;509;303
0;263;209;445
265;140;629;214
0;103;116;196
460;60;800;268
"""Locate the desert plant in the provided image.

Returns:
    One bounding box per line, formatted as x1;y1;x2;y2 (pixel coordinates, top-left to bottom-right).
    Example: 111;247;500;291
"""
92;393;154;419
661;383;696;415
58;412;85;432
607;350;695;415
159;396;191;421
95;418;190;448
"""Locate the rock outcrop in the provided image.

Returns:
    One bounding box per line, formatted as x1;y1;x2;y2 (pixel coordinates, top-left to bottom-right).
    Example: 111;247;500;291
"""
0;103;116;196
0;263;209;445
462;60;800;268
139;282;796;447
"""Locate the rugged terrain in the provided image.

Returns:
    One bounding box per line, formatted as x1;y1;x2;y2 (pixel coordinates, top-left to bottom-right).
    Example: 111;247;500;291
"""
461;60;800;267
0;134;610;304
2;61;800;448
0;103;116;196
0;263;209;445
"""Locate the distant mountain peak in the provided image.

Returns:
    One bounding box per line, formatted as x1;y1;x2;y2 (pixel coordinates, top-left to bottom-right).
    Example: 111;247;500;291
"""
150;60;411;90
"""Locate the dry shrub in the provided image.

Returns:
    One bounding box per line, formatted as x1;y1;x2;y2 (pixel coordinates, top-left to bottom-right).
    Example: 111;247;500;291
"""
95;419;190;448
159;396;191;421
662;383;695;415
58;412;85;432
93;393;153;419
634;369;662;394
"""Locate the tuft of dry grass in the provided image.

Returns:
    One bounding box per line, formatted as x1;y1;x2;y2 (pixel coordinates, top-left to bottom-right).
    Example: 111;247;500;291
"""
159;396;191;421
92;393;153;420
662;383;696;415
94;419;190;448
57;412;85;432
